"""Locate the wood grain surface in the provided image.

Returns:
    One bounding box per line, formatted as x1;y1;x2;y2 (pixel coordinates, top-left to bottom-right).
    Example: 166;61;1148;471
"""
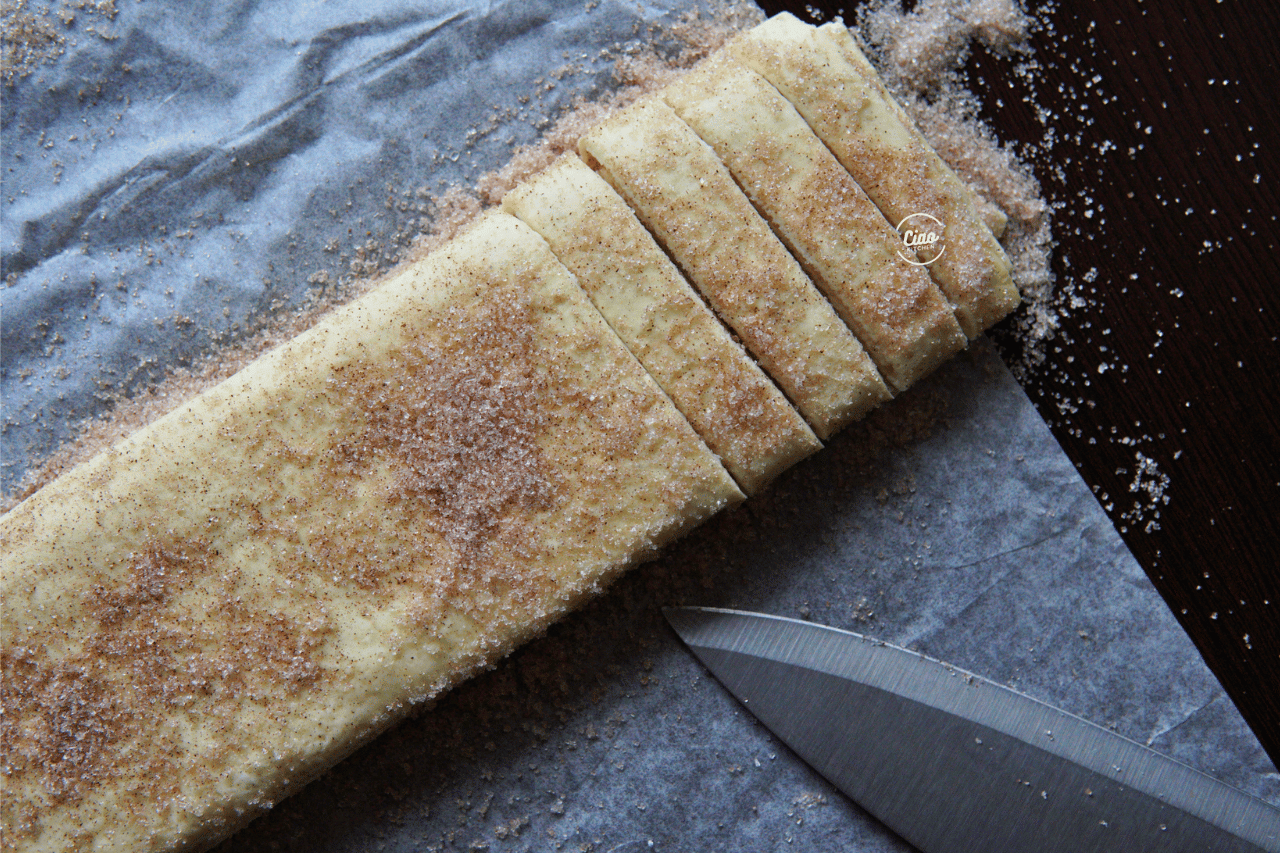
767;0;1280;766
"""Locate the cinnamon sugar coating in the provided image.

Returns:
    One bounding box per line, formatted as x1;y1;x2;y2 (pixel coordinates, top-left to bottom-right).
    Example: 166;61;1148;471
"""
579;97;891;439
503;154;820;495
0;214;739;852
662;52;967;392
728;13;1019;339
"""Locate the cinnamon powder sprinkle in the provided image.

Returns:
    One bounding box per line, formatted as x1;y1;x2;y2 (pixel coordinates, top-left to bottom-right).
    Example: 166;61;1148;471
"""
1;538;331;843
324;291;563;606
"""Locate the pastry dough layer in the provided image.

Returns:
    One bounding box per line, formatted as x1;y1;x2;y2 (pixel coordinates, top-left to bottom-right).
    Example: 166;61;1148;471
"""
662;52;967;392
579;97;891;439
0;214;741;853
503;155;820;495
728;14;1019;338
0;14;1029;851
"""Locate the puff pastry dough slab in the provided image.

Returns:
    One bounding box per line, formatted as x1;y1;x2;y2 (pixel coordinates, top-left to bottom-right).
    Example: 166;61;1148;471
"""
578;97;891;439
728;13;1019;339
503;154;820;495
0;213;741;853
662;52;967;392
0;14;1029;852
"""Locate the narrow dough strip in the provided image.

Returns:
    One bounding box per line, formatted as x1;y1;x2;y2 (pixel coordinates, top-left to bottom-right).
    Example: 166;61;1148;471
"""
578;96;891;439
816;22;1009;240
727;13;1020;339
503;154;820;495
0;213;742;853
661;52;968;392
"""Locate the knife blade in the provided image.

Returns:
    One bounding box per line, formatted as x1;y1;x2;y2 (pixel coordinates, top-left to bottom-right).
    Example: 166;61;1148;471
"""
664;606;1280;853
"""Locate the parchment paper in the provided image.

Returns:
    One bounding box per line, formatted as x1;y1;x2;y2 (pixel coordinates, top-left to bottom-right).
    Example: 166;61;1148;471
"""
2;1;1275;850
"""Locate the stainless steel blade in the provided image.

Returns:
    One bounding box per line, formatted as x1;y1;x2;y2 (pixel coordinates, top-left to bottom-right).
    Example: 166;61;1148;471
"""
665;606;1280;853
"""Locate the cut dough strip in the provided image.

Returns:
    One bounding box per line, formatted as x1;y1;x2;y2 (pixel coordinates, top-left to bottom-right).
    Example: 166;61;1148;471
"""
503;154;820;495
0;213;741;853
661;52;968;392
816;22;1009;240
578;96;891;439
727;13;1020;339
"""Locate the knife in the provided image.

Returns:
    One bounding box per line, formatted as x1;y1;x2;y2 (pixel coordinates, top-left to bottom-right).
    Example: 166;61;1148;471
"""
664;606;1280;853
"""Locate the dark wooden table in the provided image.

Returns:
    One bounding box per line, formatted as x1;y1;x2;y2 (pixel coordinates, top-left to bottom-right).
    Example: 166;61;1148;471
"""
769;0;1280;766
